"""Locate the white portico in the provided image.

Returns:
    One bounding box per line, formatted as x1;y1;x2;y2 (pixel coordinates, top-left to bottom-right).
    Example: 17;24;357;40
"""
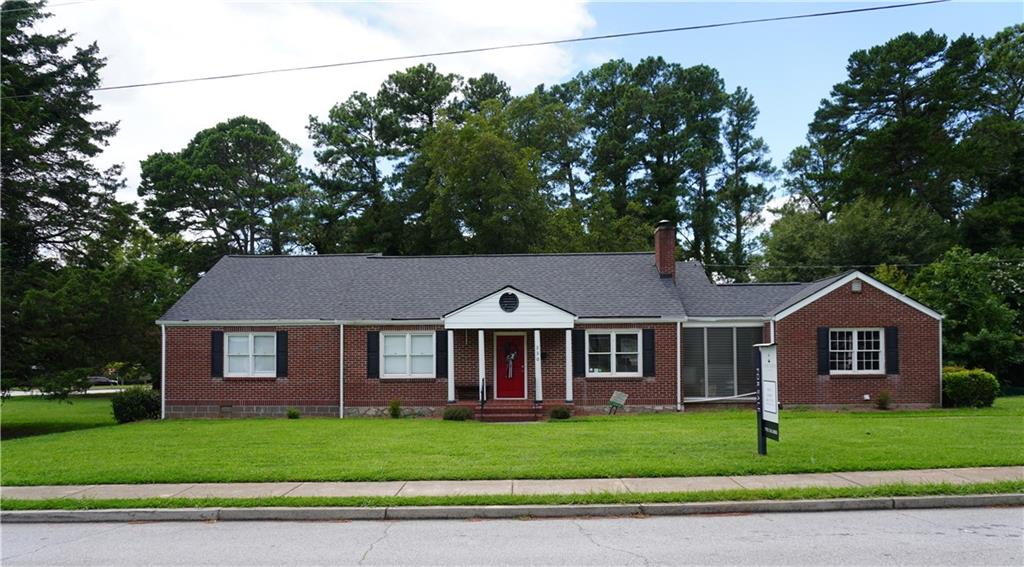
442;286;577;405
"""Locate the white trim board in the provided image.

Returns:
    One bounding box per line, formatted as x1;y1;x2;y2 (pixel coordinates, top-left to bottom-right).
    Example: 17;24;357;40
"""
773;271;942;321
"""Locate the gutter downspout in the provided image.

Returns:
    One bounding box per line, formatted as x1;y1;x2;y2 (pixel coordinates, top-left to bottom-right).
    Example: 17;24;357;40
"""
675;321;682;412
160;324;166;420
344;321;348;415
770;319;776;343
938;318;943;407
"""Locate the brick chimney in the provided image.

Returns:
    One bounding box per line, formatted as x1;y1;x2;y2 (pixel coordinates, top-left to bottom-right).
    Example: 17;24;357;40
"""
654;220;676;280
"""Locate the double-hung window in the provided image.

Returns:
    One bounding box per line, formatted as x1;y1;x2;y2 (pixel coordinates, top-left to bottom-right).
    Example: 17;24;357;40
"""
225;332;277;377
586;330;641;377
381;332;435;378
829;328;883;374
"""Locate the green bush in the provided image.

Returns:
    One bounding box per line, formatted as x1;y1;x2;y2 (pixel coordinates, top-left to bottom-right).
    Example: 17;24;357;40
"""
388;399;402;419
876;390;892;410
943;368;1000;408
286;407;300;419
442;406;474;421
111;387;161;423
549;406;571;420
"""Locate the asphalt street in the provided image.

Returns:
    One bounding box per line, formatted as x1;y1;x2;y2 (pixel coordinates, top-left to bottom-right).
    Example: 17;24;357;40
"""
2;507;1021;566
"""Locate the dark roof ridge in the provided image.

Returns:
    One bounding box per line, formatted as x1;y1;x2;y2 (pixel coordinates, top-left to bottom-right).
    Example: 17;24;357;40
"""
366;251;653;259
226;253;381;258
718;282;805;287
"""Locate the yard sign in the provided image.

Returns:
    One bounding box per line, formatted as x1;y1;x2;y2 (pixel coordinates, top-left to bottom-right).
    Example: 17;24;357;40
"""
753;343;780;455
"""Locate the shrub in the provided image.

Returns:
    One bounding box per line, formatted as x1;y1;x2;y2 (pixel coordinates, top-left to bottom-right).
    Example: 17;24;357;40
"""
943;367;1000;408
111;387;161;423
388;399;402;419
286;407;300;419
442;406;474;421
549;406;571;420
875;390;892;410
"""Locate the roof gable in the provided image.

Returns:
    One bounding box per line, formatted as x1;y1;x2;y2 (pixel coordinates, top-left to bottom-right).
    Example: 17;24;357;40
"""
772;271;942;320
444;286;576;329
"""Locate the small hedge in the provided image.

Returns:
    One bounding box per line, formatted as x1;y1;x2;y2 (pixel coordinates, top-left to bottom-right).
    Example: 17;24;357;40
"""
442;406;474;421
549;406;571;420
943;367;1000;408
111;388;161;423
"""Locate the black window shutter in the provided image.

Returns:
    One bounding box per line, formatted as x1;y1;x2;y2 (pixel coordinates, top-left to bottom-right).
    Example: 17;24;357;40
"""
884;326;899;374
817;327;829;375
366;331;380;379
211;331;224;378
276;331;288;378
435;330;447;378
642;329;656;377
572;329;585;377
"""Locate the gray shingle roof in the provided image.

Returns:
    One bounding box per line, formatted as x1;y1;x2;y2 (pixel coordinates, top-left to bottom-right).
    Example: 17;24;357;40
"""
160;252;687;322
674;261;846;318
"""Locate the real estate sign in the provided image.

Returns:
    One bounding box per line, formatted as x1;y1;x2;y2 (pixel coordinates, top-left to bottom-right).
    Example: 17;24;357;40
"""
754;343;780;454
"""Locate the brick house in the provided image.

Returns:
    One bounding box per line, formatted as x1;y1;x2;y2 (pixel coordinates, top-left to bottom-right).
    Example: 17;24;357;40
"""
158;221;943;419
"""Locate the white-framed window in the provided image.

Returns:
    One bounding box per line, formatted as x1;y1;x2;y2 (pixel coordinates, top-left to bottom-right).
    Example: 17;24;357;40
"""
381;332;435;378
225;332;277;377
585;330;641;377
829;328;884;374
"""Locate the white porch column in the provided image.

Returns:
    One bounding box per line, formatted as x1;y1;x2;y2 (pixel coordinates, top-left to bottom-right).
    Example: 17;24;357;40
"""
447;329;455;403
160;324;166;419
344;321;348;415
534;329;543;402
564;329;573;404
478;329;485;402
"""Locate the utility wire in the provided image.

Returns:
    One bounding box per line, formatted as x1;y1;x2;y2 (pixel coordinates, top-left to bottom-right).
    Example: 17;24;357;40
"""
1;0;951;100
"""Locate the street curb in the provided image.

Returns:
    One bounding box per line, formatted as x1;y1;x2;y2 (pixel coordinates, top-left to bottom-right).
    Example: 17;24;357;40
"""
2;494;1021;523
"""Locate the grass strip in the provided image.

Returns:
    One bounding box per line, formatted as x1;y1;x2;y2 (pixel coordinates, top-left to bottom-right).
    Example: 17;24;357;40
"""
3;480;1021;511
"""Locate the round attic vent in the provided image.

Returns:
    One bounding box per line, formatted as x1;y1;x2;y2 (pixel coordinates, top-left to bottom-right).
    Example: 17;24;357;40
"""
499;292;519;313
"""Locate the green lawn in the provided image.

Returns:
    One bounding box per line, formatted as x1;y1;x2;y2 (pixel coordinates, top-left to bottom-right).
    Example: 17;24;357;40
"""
1;395;117;440
2;398;1022;486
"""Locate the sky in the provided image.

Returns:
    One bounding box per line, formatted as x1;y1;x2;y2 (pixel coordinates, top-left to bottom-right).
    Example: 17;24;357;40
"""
37;0;1023;204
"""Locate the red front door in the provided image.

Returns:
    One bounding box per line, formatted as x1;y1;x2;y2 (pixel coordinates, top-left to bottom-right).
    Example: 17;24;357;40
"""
495;334;526;399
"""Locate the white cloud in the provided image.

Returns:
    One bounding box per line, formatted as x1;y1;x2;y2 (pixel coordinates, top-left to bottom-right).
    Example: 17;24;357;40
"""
39;1;595;201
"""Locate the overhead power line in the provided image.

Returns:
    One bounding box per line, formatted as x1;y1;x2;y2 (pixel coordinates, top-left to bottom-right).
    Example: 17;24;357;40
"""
2;0;951;100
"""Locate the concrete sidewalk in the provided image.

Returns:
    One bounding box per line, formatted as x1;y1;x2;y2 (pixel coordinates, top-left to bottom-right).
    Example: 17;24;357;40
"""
2;466;1020;501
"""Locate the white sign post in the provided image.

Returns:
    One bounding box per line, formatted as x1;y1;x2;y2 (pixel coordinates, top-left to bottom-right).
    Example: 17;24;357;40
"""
754;343;779;455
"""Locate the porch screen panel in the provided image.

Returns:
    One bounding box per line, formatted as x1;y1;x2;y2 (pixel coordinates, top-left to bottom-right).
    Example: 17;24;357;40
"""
706;327;735;398
735;327;761;396
682;328;705;398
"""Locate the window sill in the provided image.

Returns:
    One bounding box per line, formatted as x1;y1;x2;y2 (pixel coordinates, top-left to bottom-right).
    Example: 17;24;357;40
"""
828;373;888;378
378;377;438;382
222;376;280;381
585;375;645;381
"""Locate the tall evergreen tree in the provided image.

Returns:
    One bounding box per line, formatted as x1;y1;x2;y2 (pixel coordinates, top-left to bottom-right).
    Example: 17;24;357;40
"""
717;87;775;281
139;116;305;259
306;92;400;253
677;65;727;266
1;0;120;269
1;0;122;393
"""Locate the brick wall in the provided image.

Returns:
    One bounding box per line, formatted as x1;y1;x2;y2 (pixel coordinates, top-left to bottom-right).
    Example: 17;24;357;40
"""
344;324;447;414
573;323;678;410
774;279;941;407
166;323;682;417
165;325;341;418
